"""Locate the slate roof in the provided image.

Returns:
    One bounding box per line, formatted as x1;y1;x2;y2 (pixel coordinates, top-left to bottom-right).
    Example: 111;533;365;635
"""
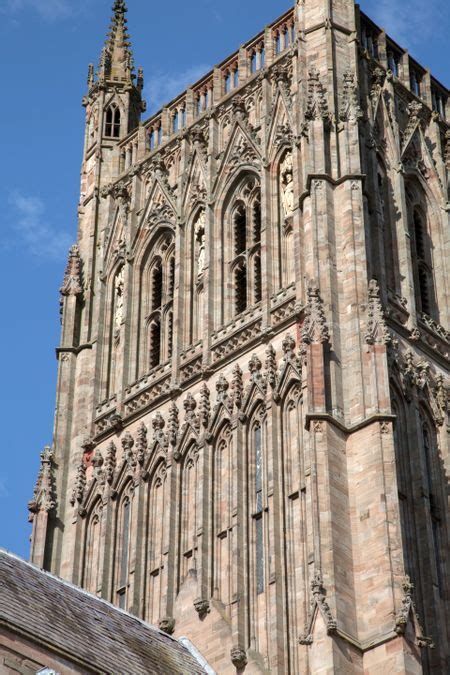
0;550;205;675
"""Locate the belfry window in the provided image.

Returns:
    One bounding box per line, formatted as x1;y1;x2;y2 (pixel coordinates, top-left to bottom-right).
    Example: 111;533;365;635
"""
105;105;121;138
411;207;434;317
140;235;176;375
227;178;262;319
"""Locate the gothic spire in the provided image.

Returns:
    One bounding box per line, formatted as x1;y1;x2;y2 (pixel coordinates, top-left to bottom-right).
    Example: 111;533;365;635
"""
98;0;135;84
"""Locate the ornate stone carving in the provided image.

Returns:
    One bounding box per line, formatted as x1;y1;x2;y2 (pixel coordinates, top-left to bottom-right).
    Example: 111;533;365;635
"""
114;266;125;330
365;279;391;345
60;245;83;297
265;344;278;389
339;71;363;124
199;383;211;428
248;353;266;393
280;151;294;218
168;402;179;447
231;364;244;410
194;598;210;619
194;210;207;276
152;413;168;449
159;617;175;635
216;374;230;406
92;449;105;485
70;462;87;507
105;441;117;484
183;393;200;433
402;101;423;154
304;66;329;127
395;577;434;648
230;646;247;670
299;572;337;645
136;423;148;465
302;283;330;345
28;447;56;519
369;66;386;109
122;431;135;469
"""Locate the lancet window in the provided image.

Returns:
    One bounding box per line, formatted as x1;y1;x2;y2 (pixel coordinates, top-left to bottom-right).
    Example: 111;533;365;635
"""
420;412;444;596
83;502;103;595
212;427;233;607
146;464;169;625
248;408;269;654
114;487;134;610
282;387;307;673
178;444;201;589
226;176;262;320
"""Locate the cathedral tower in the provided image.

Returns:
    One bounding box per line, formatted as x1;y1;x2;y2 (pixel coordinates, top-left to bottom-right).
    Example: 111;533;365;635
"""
30;0;449;672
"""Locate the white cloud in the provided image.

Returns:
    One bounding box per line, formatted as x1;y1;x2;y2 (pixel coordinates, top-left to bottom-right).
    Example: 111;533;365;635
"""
1;0;89;21
146;64;212;113
6;191;73;261
363;0;445;48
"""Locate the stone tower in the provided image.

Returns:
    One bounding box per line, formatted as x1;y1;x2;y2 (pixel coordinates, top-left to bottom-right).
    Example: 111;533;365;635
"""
29;0;449;672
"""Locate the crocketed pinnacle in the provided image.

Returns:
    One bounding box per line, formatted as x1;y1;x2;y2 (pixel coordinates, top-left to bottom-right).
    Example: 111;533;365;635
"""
98;0;134;83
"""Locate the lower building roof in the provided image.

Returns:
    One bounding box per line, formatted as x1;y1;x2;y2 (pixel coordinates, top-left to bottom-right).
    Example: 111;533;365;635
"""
0;549;205;674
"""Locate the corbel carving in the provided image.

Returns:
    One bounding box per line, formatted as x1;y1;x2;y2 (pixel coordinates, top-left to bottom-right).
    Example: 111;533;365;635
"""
299;572;337;645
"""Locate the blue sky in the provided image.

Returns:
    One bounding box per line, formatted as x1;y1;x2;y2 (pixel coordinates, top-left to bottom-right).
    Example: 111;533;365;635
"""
0;0;448;561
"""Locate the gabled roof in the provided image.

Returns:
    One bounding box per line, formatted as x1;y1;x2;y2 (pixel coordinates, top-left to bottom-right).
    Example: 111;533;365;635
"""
0;550;205;675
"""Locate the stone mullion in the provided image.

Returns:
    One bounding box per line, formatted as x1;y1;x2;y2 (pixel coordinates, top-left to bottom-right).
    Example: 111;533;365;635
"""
266;397;289;672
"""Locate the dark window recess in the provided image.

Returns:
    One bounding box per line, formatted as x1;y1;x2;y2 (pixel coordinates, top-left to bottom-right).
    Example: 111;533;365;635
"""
234;205;247;254
235;265;247;315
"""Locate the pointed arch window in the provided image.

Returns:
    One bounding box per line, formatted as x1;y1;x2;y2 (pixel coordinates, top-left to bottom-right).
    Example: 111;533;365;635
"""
105;104;121;138
83;505;102;594
254;423;264;595
115;492;133;610
140;234;175;375
226;177;262;320
407;198;436;319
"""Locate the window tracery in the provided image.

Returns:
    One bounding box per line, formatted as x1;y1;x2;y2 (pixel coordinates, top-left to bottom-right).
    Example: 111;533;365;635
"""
139;233;175;374
105;104;121;138
225;177;262;320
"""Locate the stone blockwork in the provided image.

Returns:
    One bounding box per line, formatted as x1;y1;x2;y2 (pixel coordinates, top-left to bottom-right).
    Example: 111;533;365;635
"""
29;0;449;673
